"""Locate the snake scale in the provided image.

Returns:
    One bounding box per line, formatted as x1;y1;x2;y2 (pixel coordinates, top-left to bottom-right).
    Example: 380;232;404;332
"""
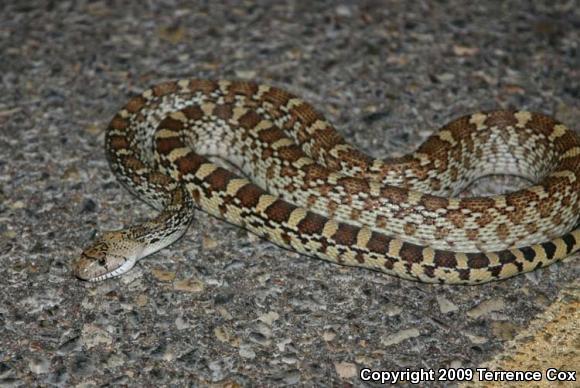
72;79;580;284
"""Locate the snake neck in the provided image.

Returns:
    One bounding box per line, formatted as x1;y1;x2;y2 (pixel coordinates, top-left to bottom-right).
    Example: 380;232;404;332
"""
73;187;195;281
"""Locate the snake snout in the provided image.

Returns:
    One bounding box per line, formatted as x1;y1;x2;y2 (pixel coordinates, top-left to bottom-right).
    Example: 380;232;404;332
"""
73;233;143;281
72;238;121;281
72;246;111;281
71;253;95;281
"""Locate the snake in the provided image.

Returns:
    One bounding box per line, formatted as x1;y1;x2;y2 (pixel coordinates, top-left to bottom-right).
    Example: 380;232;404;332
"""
72;79;580;284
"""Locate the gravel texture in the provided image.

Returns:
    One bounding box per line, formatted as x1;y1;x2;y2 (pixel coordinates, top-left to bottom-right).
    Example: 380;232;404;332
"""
0;0;579;386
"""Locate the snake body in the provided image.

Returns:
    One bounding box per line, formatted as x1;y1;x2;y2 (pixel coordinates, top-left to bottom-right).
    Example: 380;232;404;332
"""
73;79;580;284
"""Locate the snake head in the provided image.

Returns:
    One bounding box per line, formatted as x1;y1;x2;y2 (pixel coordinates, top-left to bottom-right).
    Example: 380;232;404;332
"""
73;231;142;282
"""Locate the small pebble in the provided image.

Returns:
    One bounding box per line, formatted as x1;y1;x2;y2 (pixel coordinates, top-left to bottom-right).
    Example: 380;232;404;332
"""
282;370;301;385
173;277;205;293
436;295;458;314
202;236;218;250
491;321;521;341
151;269;176;282
28;357;50;374
467;298;505;319
381;328;421;347
175;314;190;330
81;324;113;348
258;311;279;326
335;362;357;379
238;344;256;359
322;330;336;342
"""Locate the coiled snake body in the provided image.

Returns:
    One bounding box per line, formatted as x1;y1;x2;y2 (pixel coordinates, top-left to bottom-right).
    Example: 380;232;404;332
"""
73;79;580;284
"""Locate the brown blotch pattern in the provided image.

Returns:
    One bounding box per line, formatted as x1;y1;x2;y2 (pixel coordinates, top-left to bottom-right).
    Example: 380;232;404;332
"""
277;145;304;163
297;212;327;235
149;172;173;186
213;104;233;121
350;208;362;222
332;223;359;246
326;200;339;215
264;200;295;223
293;103;321;129
423;266;436;278
124;156;146;171
366;232;390;254
159;116;184;132
429;177;442;192
260;147;274;161
433;251;458;268
383;257;396;270
110;116;128;130
153;81;178;97
527;112;558;136
303;164;330;182
205;168;234;191
399;243;424;263
281;232;292;245
236;184;264;208
404;223;417;236
182;105;204;121
525;222;539;235
238;110;262;130
555;131;579;152
457;269;471;281
475;212;494;228
257;127;285;143
380;187;409;205
188;80;219;94
125;95;147;113
495;223;510;241
459;197;495;213
109;135;129;151
446;210;465;229
466;252;491;269
337;177;370;195
483;111;518;128
375;215;388;229
156;137;183;155
419;195;450;211
174;153;205;176
227;81;259;98
466;229;479;241
312;127;345;151
444;116;475;141
497;250;517;264
434;226;450;240
262;87;292;108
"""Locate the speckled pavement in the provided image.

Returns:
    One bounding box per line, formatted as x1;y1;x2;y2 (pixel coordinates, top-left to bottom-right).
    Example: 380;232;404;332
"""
1;1;579;386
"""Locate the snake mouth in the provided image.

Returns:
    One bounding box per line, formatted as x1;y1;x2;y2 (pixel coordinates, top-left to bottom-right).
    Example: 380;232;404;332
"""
72;253;136;282
87;258;137;282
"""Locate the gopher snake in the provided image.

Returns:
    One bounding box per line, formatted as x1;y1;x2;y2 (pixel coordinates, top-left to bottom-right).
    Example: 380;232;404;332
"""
72;79;580;284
